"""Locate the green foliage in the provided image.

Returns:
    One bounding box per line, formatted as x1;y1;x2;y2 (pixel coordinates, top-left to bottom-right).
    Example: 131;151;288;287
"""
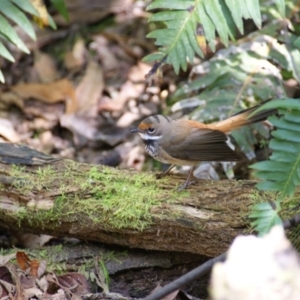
249;201;282;236
251;99;300;199
168;13;300;154
49;0;69;21
249;99;300;234
144;0;286;73
0;0;68;83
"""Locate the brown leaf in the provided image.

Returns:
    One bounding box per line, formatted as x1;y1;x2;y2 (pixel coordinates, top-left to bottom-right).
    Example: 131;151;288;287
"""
47;272;90;297
150;284;180;300
31;0;49;27
19;272;35;289
30;260;40;278
37;260;47;279
75;60;104;117
98;62;149;113
16;252;31;271
90;35;119;71
0;253;16;266
64;38;86;71
0;118;20;143
0;266;13;284
33;51;59;83
57;273;90;296
12;79;78;114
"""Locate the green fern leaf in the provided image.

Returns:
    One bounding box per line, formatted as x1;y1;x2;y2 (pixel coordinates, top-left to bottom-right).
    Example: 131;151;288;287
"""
223;0;249;34
251;99;300;199
11;0;39;16
249;201;282;236
294;37;300;50
196;3;216;51
245;0;261;28
0;40;15;62
147;8;202;73
49;0;69;21
219;0;237;39
274;0;285;18
143;52;166;63
47;12;57;30
147;0;194;10
0;14;29;53
203;0;232;46
146;0;262;73
1;0;36;40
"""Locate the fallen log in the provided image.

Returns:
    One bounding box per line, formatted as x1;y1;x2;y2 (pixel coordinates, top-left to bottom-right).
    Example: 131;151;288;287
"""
0;143;269;257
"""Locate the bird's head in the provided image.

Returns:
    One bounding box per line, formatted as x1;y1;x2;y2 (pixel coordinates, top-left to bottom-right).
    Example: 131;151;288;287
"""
131;115;172;141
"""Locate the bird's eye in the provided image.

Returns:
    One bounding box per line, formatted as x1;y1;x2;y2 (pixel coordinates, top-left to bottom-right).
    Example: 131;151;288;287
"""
148;127;155;134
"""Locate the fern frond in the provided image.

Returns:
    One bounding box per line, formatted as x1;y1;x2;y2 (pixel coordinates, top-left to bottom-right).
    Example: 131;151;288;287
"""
251;99;300;199
0;0;68;83
249;200;282;236
171;32;299;155
145;0;265;73
145;6;203;74
273;0;286;18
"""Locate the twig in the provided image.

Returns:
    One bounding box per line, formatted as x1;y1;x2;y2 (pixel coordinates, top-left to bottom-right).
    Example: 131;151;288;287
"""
143;252;227;300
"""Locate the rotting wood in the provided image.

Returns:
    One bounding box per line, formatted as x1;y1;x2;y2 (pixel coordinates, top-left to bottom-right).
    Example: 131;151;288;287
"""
0;143;271;257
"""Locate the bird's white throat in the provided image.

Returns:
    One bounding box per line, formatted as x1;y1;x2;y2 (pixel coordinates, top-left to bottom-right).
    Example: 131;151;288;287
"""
138;132;162;140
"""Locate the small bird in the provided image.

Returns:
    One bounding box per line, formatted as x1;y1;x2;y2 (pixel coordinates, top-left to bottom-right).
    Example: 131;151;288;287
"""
131;101;277;190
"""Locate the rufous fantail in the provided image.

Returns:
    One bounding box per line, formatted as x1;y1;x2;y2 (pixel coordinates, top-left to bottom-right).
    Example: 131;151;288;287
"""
131;101;277;190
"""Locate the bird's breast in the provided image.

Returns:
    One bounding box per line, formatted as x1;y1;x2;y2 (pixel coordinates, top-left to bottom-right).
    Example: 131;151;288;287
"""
143;139;170;164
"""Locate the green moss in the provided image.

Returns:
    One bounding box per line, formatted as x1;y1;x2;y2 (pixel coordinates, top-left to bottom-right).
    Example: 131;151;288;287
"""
12;163;183;231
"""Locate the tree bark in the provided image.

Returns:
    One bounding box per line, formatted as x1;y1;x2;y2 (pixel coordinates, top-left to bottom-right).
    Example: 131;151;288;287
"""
0;144;269;257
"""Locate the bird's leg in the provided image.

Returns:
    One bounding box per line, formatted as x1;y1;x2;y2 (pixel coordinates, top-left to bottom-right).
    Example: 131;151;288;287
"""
156;164;175;179
177;166;196;191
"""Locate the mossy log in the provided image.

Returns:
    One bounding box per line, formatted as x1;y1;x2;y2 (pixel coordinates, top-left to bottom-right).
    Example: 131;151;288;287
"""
0;143;268;257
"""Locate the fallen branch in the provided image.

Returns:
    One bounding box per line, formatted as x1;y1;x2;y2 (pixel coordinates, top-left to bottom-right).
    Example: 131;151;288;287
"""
0;143;273;257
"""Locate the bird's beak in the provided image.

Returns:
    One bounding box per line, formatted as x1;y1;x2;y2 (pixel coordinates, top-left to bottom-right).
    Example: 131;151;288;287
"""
130;128;139;133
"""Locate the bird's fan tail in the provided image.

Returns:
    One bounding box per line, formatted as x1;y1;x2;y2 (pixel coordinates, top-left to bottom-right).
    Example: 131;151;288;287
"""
209;99;277;133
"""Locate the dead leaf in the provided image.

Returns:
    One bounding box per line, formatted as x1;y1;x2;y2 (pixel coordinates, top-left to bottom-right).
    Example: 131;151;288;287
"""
128;62;151;82
4;263;23;300
19;271;35;289
122;144;145;171
150;284;180;300
57;273;90;296
98;62;149;113
31;0;49;27
0;254;16;266
16;252;31;271
36;274;48;292
23;99;65;121
98;81;138;112
116;111;140;127
90;35;119;71
60;113;99;142
30;260;40;278
64;38;86;71
0;91;24;110
0;118;20;143
37;261;47;279
33;51;59;83
0;276;16;299
54;0;133;25
47;272;90;297
75;60;104;117
23;287;43;299
12;79;78;114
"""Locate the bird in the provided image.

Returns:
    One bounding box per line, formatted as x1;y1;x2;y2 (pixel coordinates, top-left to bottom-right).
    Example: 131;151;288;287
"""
131;101;277;190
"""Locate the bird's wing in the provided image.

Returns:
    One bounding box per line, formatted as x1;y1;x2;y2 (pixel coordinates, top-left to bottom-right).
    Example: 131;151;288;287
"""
165;128;242;162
